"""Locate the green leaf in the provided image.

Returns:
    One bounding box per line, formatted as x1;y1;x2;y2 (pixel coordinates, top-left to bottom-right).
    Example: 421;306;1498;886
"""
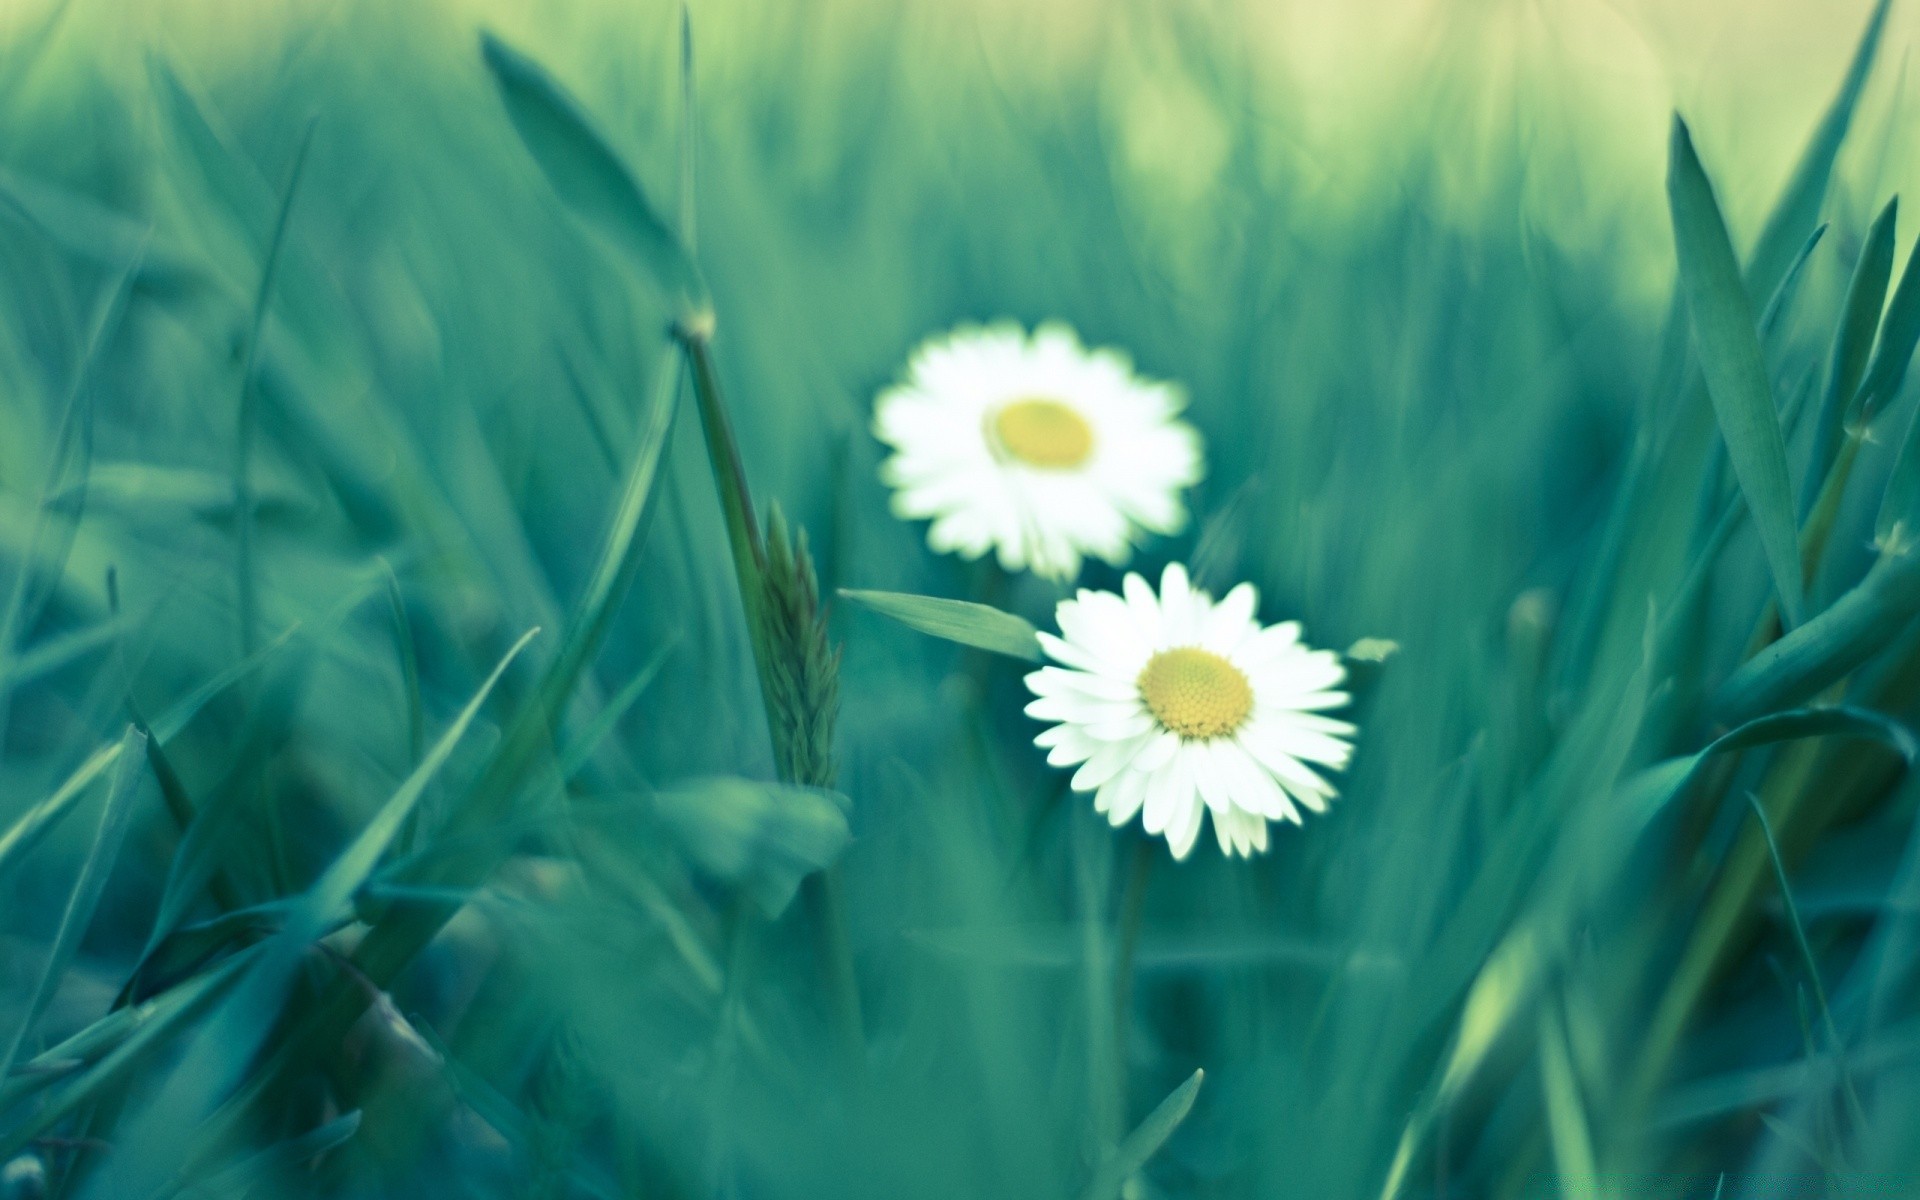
479;32;705;313
1757;222;1827;345
1716;554;1920;722
1080;1068;1204;1200
0;950;253;1162
1626;705;1917;828
1537;1003;1599;1200
1744;0;1892;302
1668;116;1805;627
653;776;853;918
1857;221;1920;422
839;588;1044;661
1804;196;1897;514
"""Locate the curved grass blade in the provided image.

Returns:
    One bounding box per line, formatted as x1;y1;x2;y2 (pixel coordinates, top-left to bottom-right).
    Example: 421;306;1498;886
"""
1716;552;1920;721
1080;1068;1204;1200
1804;197;1896;514
1744;0;1892;302
480;32;705;315
1668;116;1805;627
840;588;1044;661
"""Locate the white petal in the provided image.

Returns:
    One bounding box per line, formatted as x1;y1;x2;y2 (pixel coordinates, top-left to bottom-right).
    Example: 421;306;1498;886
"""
1142;751;1192;836
1071;737;1146;791
1101;768;1150;827
1165;793;1206;860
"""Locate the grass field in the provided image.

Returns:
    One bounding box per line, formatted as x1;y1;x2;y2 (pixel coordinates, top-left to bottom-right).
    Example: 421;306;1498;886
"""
3;0;1920;1196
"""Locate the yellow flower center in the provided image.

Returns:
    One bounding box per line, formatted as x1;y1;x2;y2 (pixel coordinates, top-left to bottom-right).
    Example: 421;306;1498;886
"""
1137;647;1254;740
989;398;1094;468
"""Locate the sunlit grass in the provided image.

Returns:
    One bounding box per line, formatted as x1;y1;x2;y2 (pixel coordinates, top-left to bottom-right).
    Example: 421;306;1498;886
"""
1;0;1919;1196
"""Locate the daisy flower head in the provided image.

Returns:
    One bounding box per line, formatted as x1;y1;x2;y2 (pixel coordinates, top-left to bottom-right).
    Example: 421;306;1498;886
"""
1023;563;1356;860
873;322;1203;580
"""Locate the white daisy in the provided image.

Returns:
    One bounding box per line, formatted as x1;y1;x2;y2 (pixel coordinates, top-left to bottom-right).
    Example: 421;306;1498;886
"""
1023;563;1356;860
873;321;1203;580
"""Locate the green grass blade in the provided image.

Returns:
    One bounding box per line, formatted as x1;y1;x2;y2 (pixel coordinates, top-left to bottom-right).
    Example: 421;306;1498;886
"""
1757;222;1827;345
1804;198;1896;515
0;725;147;1079
557;635;678;782
480;32;705;314
302;625;540;928
1079;1068;1204;1200
1537;1002;1600;1200
839;588;1045;661
1716;552;1920;721
1668;116;1806;627
1856;223;1920;423
1744;0;1892;301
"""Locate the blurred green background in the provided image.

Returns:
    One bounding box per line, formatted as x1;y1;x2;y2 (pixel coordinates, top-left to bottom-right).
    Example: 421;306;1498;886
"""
3;0;1920;1196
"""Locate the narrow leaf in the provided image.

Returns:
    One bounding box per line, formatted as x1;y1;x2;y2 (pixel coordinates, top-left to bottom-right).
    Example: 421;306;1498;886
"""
1716;553;1920;721
1080;1069;1205;1200
840;588;1044;661
1668;116;1806;626
480;32;704;312
1805;197;1896;514
1857;226;1920;421
1757;222;1827;346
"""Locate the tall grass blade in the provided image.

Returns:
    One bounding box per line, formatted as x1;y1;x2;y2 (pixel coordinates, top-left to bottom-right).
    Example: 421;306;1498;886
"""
1804;197;1896;513
1856;225;1920;422
1669;116;1806;627
481;32;705;314
1717;552;1920;720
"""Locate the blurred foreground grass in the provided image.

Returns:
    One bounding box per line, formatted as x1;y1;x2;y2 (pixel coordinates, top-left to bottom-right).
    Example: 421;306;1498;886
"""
3;0;1920;1196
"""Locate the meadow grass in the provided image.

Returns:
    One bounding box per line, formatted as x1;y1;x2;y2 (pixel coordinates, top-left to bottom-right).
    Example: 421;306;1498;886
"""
3;0;1920;1196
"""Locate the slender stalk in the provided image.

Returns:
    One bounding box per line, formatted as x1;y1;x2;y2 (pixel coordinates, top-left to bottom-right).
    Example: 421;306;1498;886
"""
675;322;865;1073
